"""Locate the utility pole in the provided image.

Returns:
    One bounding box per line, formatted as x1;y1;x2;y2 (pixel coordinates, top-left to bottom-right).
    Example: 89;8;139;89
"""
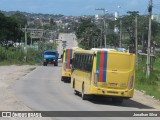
103;10;107;48
135;15;138;70
100;25;103;48
24;24;27;62
95;8;107;48
146;0;152;78
119;19;122;48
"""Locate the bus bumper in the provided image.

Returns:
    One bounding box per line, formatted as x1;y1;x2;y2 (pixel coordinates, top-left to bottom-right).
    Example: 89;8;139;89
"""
90;87;134;98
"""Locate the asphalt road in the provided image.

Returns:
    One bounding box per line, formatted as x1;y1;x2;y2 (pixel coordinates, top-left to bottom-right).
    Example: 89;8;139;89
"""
57;33;77;56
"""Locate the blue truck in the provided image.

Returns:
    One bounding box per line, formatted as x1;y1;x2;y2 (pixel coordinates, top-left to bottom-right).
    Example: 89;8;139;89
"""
43;50;59;66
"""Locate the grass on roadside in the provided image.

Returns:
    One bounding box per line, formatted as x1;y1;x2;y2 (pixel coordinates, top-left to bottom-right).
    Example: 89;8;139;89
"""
135;54;160;100
0;47;42;65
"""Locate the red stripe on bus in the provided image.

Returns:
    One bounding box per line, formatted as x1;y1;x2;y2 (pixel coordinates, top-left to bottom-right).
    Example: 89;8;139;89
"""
99;51;104;82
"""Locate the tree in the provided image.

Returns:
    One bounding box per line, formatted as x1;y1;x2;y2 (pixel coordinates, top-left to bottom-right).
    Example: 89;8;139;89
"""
76;18;101;49
11;12;27;27
0;12;24;47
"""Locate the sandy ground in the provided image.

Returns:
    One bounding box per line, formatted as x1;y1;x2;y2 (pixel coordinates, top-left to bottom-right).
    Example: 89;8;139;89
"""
0;65;52;120
132;89;160;110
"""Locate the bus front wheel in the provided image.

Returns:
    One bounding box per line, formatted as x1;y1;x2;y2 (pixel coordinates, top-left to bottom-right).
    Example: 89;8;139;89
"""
73;80;79;95
81;84;87;100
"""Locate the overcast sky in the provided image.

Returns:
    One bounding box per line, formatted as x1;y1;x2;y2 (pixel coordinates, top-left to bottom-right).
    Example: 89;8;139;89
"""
0;0;159;15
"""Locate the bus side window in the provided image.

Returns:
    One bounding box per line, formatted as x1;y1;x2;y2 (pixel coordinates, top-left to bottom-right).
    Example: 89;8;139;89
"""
88;55;91;72
90;55;94;72
84;55;87;71
80;54;82;70
82;54;85;70
86;55;89;72
76;54;78;69
74;54;76;69
77;54;81;70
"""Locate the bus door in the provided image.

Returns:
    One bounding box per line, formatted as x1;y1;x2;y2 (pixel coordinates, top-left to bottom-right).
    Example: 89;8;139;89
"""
83;54;94;93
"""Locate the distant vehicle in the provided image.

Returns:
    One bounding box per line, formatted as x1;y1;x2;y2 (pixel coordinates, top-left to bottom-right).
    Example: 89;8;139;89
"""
43;50;59;66
62;40;67;43
61;47;82;82
116;48;127;52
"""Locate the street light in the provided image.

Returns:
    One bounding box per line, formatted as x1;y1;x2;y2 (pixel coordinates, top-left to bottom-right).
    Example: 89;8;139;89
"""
95;8;108;48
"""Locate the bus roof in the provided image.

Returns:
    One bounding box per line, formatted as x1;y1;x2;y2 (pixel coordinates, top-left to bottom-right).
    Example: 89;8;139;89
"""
91;48;117;51
64;47;82;51
74;49;134;56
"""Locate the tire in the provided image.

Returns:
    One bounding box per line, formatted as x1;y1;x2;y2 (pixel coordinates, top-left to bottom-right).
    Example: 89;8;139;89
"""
81;83;87;100
43;62;46;66
73;80;78;95
74;90;79;95
61;77;64;81
112;98;123;104
54;61;58;66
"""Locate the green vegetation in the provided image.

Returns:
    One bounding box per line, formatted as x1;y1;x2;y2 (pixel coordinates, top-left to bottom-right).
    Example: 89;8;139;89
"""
0;46;42;65
135;54;160;100
75;11;160;50
0;12;27;48
0;11;58;66
0;42;57;65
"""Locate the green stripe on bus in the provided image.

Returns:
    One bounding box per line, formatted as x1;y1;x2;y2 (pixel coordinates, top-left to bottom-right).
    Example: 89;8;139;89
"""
65;49;68;61
96;52;100;70
96;52;100;81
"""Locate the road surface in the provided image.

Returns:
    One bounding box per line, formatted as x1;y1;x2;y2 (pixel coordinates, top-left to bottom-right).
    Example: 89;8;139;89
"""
57;33;77;56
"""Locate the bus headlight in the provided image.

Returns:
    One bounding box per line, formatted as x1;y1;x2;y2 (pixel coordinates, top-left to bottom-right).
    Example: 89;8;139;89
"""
43;59;46;62
94;70;99;86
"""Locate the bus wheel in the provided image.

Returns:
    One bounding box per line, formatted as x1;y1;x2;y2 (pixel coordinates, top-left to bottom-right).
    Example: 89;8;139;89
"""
112;98;123;104
73;81;78;95
81;84;87;100
61;77;64;81
74;90;79;95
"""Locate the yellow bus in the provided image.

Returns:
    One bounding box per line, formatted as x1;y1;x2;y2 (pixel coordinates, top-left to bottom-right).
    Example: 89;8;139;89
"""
71;49;135;103
61;47;81;82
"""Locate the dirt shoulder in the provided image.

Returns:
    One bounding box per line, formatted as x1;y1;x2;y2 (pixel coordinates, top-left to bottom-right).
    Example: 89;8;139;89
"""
132;89;160;110
0;65;52;120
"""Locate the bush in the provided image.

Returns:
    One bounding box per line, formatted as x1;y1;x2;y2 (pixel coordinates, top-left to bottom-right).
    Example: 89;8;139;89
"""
0;46;42;65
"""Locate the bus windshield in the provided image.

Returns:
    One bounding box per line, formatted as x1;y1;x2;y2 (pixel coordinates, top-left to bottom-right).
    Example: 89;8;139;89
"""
45;52;56;55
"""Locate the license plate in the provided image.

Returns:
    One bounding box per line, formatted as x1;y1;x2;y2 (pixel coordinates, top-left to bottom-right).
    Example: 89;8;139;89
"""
110;83;117;86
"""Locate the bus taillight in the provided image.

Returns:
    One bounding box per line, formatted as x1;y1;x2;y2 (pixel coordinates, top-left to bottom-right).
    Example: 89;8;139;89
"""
64;61;67;71
128;75;134;89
